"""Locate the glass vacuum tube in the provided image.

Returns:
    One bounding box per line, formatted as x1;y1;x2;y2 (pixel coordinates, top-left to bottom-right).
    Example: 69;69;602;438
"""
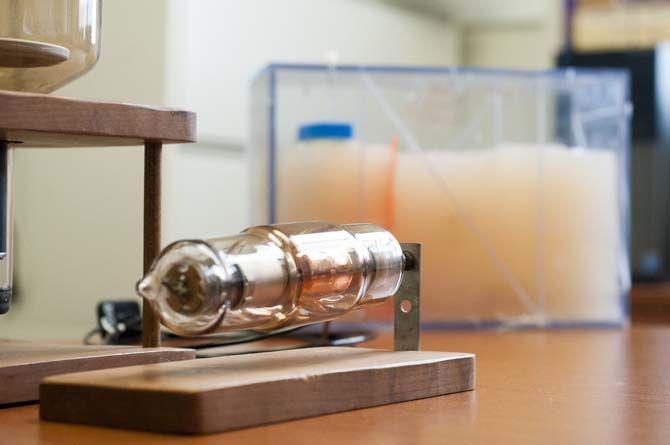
137;222;405;336
0;0;102;92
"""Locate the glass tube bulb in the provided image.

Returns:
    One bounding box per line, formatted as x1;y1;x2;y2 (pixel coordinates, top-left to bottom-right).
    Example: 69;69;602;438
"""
137;222;404;336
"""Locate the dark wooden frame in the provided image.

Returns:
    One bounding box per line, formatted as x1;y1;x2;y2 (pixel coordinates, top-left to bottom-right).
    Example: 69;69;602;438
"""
0;90;197;348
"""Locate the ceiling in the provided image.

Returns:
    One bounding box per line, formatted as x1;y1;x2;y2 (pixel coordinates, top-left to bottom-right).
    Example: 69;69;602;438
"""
380;0;551;25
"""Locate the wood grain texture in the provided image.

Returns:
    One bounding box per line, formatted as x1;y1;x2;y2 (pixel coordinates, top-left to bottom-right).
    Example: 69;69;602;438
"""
142;142;162;348
5;323;670;444
0;90;196;147
0;340;194;405
39;347;475;434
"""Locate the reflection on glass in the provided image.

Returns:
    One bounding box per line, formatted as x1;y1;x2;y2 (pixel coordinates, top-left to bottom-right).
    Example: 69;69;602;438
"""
0;0;101;92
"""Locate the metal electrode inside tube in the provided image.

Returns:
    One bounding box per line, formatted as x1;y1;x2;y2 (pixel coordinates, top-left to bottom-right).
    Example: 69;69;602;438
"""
137;222;405;336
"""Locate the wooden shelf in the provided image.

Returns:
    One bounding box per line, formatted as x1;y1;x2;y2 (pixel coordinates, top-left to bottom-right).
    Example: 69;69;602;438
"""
0;90;197;348
0;90;196;147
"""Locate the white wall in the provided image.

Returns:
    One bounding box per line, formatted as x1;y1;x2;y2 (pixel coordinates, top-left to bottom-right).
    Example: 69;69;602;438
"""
162;0;460;240
2;0;459;339
462;25;559;69
460;0;562;70
1;0;169;340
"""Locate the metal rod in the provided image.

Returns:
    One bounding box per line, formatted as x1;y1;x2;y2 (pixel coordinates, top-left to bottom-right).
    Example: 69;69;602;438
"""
142;141;162;347
0;141;12;315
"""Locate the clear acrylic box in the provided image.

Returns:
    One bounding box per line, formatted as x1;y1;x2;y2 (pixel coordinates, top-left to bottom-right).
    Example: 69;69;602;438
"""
250;64;632;328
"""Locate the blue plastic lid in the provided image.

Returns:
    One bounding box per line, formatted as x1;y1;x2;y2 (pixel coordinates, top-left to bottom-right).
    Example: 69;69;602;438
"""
298;122;353;141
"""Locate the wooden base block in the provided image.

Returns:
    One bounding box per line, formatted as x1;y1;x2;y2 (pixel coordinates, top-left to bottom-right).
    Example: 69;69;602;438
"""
39;347;475;434
0;340;194;405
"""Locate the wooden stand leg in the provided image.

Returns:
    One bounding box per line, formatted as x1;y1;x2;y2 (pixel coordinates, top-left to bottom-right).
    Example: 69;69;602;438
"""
142;141;162;347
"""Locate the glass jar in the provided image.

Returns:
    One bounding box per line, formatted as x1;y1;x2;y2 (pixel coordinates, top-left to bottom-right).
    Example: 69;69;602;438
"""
0;0;101;93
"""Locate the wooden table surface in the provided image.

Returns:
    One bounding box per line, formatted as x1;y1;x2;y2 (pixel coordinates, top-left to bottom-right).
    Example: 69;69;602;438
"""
2;323;669;444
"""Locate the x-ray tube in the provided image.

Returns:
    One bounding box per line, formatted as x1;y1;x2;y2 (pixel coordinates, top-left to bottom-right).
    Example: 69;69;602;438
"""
137;222;404;336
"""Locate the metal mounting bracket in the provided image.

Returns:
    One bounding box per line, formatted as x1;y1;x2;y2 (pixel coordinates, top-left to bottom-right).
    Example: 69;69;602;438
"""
394;243;421;351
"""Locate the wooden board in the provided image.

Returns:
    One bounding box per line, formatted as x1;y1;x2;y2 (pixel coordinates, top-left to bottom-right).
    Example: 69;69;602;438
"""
40;346;475;434
0;340;194;405
0;90;196;147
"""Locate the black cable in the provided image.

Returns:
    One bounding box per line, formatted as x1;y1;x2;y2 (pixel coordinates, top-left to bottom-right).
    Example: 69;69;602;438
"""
83;327;102;345
169;325;307;349
84;319;306;347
